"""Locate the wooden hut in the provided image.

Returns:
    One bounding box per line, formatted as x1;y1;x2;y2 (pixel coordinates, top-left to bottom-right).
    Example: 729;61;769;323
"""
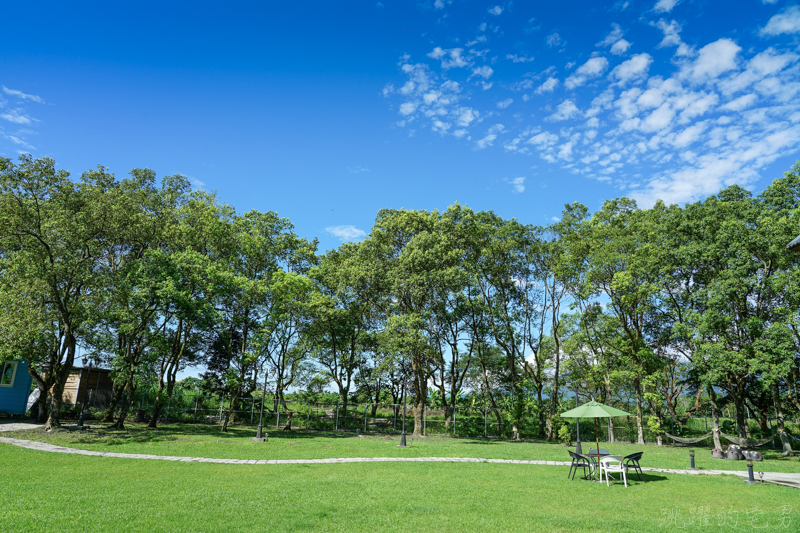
0;359;34;415
61;366;115;409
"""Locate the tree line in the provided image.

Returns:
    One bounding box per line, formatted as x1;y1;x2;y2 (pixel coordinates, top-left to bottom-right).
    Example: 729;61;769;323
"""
1;155;798;455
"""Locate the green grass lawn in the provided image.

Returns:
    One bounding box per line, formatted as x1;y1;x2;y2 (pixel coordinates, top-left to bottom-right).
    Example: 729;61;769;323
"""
1;424;799;532
5;422;800;474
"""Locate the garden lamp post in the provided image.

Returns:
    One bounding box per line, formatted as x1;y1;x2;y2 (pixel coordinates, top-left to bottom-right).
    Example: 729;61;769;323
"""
253;370;269;442
77;358;93;429
398;378;409;448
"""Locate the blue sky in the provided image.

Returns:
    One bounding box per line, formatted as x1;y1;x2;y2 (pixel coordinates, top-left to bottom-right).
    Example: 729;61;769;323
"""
2;1;800;254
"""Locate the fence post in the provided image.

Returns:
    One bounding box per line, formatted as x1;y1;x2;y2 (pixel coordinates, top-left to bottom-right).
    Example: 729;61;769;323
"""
423;405;426;436
165;395;171;423
250;397;255;425
484;408;488;438
307;400;311;430
393;404;397;430
335;401;339;431
276;401;281;429
454;407;457;436
194;395;199;423
364;404;368;432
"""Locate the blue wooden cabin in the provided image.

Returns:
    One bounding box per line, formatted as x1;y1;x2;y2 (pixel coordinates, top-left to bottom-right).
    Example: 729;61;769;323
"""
0;359;34;415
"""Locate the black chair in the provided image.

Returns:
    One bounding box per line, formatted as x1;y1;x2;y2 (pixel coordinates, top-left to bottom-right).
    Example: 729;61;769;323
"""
568;451;592;480
623;452;645;482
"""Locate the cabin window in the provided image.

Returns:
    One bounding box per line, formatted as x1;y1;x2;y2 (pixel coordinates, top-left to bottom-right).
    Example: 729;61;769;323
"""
0;361;18;387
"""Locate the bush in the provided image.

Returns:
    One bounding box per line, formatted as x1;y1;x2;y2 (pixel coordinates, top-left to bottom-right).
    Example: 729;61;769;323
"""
558;424;572;446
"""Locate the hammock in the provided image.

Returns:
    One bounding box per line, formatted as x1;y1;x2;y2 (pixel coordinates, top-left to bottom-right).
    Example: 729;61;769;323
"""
663;432;713;445
720;432;773;448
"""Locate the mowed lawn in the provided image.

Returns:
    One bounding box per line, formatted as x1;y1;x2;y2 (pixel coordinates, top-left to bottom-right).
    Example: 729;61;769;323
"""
1;425;798;532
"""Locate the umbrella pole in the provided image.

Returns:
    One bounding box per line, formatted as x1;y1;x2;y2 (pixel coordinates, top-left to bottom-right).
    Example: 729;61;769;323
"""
576;418;582;455
595;418;600;457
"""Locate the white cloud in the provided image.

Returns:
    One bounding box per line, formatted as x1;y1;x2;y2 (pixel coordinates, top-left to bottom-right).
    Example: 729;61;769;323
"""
609;53;653;85
565;57;609;89
653;0;680;13
507;176;525;193
326;225;367;242
456;107;479;126
547;100;581;121
2;86;44;104
654;19;682;47
546;33;563;48
475;124;505;149
610;39;631;55
762;0;777;3
442;48;470;69
488;5;503;16
427;47;446;60
652;19;692;56
471;65;494;79
761;6;800;37
720;93;758;112
506;54;534;63
399;102;418;115
347;166;371;173
680;39;741;83
536;77;560;94
598;23;625;47
718;48;799;95
0;109;32;124
496;98;513;109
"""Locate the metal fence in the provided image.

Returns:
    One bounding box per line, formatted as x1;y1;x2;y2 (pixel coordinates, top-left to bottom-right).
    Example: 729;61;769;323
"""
95;392;799;448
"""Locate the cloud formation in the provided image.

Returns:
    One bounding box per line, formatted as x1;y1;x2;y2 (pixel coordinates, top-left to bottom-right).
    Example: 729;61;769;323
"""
383;5;800;208
760;6;800;36
565;57;609;89
326;225;367;242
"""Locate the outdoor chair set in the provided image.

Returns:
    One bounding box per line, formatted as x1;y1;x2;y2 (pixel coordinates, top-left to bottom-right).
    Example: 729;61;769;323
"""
568;450;645;487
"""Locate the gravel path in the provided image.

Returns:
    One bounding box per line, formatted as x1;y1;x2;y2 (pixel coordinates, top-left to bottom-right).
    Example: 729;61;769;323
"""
0;422;43;432
1;435;798;488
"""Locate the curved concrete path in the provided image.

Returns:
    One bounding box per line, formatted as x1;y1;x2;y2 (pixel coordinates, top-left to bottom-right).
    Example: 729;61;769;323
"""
1;436;798;488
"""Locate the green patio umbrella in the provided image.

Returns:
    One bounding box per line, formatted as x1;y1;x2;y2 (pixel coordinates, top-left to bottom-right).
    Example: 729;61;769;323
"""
560;400;631;458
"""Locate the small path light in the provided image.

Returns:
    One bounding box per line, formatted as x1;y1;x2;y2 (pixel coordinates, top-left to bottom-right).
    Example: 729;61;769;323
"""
689;449;696;469
251;370;268;442
744;459;757;484
77;359;93;430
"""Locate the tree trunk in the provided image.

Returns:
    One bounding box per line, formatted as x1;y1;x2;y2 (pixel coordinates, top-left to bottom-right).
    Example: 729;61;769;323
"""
411;349;427;437
102;374;129;423
772;383;794;457
148;379;167;429
44;336;77;430
111;379;136;430
46;377;67;430
221;393;239;432
734;395;749;439
634;378;645;445
443;405;453;428
708;386;723;450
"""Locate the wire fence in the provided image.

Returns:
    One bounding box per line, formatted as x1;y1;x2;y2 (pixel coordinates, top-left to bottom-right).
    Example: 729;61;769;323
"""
84;392;800;448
